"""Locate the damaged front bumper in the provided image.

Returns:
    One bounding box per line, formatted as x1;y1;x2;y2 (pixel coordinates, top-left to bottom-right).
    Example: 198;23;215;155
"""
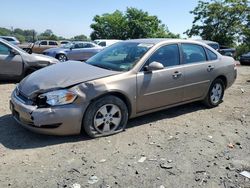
10;91;84;135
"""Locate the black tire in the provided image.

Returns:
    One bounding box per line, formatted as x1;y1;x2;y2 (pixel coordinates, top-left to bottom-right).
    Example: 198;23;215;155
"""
83;95;128;138
204;78;225;108
57;54;67;62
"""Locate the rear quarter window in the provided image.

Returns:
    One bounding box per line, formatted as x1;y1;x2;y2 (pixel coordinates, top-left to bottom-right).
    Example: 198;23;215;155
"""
205;48;218;61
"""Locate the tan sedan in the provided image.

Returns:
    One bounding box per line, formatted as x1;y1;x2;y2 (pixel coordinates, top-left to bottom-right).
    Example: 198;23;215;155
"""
10;39;237;137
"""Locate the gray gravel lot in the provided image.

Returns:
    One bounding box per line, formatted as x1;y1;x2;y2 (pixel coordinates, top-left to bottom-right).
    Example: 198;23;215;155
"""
0;66;249;188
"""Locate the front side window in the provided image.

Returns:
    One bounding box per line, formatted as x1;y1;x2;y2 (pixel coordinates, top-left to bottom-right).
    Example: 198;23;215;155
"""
40;41;47;45
0;43;10;55
182;44;207;64
86;42;153;71
74;43;83;49
148;44;180;67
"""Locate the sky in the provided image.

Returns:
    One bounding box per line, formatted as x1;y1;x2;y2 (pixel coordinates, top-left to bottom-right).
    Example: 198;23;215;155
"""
0;0;200;38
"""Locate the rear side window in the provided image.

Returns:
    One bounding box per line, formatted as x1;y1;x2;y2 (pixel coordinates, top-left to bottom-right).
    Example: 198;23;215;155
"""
82;43;95;48
49;41;57;45
98;42;106;47
206;48;218;61
148;44;180;67
0;43;10;55
182;44;207;64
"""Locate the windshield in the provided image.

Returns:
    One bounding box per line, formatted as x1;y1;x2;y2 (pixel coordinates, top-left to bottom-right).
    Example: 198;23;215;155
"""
86;42;153;71
2;39;28;54
63;42;74;49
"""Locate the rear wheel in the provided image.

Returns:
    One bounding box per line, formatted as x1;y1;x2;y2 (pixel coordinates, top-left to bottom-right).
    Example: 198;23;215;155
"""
57;54;67;62
83;95;128;138
204;78;225;108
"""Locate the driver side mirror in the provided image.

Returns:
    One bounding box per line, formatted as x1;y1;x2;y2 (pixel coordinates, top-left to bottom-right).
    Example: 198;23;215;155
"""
10;49;19;56
144;61;164;72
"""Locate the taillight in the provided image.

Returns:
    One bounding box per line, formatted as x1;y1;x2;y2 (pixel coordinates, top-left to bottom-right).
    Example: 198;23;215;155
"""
234;62;237;70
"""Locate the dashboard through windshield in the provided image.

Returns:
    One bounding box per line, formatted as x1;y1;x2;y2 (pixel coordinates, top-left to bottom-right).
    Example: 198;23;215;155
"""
86;42;153;71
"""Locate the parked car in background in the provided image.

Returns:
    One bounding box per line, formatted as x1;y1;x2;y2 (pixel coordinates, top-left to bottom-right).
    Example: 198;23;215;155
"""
10;39;236;138
43;41;103;62
0;38;58;81
239;52;250;65
19;40;60;54
196;40;236;58
94;39;121;47
60;40;71;46
0;36;20;45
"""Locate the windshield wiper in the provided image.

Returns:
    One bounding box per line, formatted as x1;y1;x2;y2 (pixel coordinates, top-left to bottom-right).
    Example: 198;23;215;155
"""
90;64;116;71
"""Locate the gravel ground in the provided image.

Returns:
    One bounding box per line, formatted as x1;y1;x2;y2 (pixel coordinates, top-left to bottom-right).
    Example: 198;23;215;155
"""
0;66;249;188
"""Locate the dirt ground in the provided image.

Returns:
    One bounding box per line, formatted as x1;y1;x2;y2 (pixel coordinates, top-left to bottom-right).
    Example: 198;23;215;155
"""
0;66;249;188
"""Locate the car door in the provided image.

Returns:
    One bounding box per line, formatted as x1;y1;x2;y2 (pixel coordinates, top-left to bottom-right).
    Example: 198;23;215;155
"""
33;40;47;54
67;43;84;60
78;43;99;61
181;43;218;101
0;42;23;77
136;44;185;113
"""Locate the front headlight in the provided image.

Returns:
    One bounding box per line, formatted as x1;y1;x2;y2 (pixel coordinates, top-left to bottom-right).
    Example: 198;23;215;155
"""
39;89;77;106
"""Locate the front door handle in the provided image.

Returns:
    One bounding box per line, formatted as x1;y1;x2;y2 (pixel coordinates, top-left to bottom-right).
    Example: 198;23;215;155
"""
207;65;215;72
172;71;182;79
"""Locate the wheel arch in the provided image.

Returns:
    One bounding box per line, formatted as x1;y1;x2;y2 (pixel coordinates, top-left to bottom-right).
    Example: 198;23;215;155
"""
89;91;132;117
55;53;68;60
215;75;227;88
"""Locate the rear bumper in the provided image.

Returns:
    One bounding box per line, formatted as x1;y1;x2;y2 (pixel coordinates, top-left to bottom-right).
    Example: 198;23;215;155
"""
10;92;84;135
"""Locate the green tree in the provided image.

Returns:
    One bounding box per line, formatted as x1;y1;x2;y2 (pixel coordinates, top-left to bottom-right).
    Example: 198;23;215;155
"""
91;10;128;40
0;27;11;36
72;34;88;41
90;8;179;40
236;14;250;58
38;29;58;40
185;0;249;46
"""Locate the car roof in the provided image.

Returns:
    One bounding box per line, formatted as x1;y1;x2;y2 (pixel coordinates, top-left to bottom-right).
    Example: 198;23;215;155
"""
0;36;17;39
194;39;219;45
123;38;207;45
72;41;94;44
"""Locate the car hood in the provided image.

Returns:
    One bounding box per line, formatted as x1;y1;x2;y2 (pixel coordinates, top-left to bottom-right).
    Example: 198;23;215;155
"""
18;61;119;97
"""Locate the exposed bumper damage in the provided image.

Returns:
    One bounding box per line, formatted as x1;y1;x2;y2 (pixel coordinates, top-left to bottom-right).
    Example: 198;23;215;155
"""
10;91;84;135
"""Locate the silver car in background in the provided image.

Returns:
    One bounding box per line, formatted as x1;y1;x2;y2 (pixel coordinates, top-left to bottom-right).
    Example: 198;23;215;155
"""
43;41;103;62
10;39;237;137
0;36;20;45
0;38;58;81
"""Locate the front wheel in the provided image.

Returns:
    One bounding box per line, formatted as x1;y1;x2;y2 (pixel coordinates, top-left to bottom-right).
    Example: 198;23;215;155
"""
204;79;225;108
57;54;67;62
83;95;128;138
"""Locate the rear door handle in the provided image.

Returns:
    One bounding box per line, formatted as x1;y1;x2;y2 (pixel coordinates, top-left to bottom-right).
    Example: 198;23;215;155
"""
172;71;182;79
207;65;215;72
